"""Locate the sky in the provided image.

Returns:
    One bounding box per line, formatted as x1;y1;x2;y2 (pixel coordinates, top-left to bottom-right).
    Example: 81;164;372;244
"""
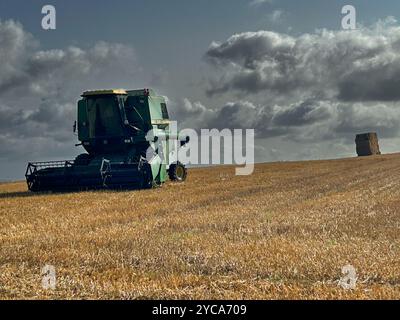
1;0;400;179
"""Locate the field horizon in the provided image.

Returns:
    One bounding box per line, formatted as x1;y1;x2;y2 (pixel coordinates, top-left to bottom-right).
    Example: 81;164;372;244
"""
0;154;399;299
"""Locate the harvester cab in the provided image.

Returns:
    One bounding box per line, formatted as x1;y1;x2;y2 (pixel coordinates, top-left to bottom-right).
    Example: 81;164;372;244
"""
26;89;187;192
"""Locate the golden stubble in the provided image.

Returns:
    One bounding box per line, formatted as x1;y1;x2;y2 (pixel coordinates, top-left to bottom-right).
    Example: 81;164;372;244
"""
0;154;399;299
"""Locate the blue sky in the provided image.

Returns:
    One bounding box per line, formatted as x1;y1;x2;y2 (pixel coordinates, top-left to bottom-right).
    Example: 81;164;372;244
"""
2;1;399;41
1;0;400;179
2;1;399;63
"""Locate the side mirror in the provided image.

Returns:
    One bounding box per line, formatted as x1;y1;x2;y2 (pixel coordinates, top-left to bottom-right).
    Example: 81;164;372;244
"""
73;121;77;133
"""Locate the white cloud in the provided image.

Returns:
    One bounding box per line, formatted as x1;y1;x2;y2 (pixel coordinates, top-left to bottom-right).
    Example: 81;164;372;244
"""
0;19;138;173
196;19;400;158
205;18;400;103
249;0;273;7
268;10;284;24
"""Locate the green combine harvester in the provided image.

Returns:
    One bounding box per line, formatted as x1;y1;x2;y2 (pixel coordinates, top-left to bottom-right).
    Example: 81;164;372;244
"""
25;88;188;192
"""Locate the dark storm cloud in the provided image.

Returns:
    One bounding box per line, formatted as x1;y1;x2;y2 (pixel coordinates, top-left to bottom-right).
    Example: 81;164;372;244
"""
0;20;137;163
171;98;266;132
171;98;320;139
205;18;400;103
334;102;400;139
272;100;332;127
206;30;295;70
338;66;400;102
197;17;400;152
174;97;400;144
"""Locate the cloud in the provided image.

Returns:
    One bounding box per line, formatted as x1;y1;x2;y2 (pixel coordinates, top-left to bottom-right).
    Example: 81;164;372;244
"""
268;10;284;24
173;96;400;147
272;100;333;127
205;18;400;103
0;19;137;177
249;0;273;7
196;18;400;159
334;102;400;138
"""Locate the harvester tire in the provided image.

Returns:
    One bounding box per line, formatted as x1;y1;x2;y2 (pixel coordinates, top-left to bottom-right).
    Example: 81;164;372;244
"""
27;176;40;192
168;162;187;182
74;153;92;166
140;163;156;189
152;178;162;188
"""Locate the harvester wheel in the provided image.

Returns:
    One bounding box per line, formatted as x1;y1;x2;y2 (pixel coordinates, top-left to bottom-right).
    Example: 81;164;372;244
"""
168;162;187;182
152;178;162;188
27;177;39;192
140;164;154;189
141;175;152;189
74;153;92;166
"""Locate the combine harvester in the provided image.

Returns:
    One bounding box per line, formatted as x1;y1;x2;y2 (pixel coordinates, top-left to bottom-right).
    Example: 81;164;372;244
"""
25;89;188;192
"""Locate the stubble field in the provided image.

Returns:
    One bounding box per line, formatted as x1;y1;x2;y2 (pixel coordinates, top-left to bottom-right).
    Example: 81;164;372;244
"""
0;154;399;299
